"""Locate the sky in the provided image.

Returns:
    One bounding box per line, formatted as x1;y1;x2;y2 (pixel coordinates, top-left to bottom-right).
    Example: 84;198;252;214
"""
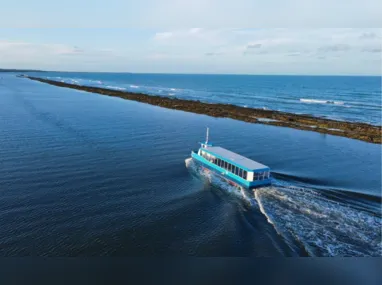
0;1;381;75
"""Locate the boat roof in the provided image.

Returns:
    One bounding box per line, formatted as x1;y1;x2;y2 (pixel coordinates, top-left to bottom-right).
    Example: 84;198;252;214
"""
202;146;269;171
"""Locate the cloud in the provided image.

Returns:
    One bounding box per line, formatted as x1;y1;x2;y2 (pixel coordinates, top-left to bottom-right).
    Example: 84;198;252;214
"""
359;32;378;40
152;29;227;47
58;46;85;55
0;39;121;71
247;43;262;49
318;44;351;53
362;46;382;53
287;52;302;57
154;32;173;40
189;28;202;34
1;28;380;74
205;52;222;56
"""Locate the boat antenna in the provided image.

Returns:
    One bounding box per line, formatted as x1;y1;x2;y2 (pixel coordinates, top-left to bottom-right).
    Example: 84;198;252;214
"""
206;127;209;145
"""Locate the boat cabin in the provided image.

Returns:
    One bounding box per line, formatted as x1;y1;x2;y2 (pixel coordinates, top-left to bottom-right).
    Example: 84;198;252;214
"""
191;128;271;188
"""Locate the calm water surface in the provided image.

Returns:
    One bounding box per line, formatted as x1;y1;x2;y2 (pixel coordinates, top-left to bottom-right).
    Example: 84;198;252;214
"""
0;74;380;256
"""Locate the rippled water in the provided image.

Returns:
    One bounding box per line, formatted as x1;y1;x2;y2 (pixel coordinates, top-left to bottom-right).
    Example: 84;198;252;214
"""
0;74;381;256
27;71;382;125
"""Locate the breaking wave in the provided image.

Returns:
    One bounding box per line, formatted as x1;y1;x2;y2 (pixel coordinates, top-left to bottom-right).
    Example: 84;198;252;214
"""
106;85;126;91
185;158;382;257
300;98;344;105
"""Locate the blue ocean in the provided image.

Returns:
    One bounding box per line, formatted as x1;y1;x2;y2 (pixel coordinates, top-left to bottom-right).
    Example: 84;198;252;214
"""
0;72;380;257
30;72;382;125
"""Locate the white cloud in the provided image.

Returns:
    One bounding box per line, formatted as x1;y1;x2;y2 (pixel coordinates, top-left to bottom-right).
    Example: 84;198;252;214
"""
189;28;203;34
1;28;381;74
0;40;121;70
153;32;173;40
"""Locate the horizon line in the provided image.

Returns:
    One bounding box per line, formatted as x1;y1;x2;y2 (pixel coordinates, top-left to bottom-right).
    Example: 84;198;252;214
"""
1;68;380;77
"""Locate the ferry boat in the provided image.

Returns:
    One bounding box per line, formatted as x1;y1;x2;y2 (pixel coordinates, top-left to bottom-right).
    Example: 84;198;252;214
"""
191;128;271;189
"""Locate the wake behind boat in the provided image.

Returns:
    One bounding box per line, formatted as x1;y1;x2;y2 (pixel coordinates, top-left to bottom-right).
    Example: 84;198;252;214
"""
190;128;271;189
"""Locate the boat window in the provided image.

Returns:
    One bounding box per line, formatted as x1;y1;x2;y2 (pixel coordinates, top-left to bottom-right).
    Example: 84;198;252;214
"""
238;168;242;178
243;170;247;180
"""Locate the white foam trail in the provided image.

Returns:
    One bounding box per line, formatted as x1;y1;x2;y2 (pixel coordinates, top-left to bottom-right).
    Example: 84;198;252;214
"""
130;85;139;89
254;190;275;225
253;184;382;257
185;157;255;206
185;159;382;257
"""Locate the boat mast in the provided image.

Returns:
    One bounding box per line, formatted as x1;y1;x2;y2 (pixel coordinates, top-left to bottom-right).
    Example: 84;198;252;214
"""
205;127;209;145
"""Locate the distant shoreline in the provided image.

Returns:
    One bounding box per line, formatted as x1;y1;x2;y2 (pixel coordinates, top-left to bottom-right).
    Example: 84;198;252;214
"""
0;69;46;73
23;75;382;144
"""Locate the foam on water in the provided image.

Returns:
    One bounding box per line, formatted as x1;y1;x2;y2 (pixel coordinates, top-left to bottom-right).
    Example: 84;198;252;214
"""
254;183;382;257
300;98;344;105
185;158;382;257
106;86;126;91
185;158;255;206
